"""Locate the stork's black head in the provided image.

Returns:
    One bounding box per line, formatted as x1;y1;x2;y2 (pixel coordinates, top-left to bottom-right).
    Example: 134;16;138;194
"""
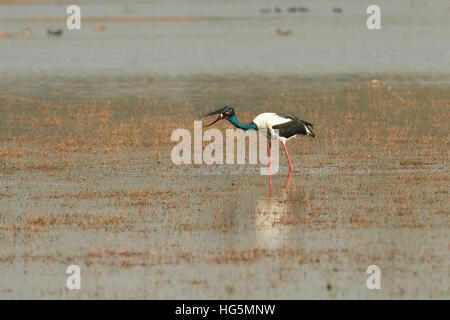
203;106;235;127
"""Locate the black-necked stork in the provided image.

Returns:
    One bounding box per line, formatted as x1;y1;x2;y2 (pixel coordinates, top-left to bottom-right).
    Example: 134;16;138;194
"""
203;106;315;171
47;29;63;36
276;29;293;36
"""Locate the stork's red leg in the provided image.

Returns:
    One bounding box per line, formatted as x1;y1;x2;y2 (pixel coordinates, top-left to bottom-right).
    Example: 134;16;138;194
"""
268;140;272;195
269;174;272;196
268;140;272;174
285;171;292;190
283;143;294;171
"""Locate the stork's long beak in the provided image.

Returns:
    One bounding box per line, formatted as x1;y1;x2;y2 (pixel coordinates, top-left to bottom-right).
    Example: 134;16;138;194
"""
203;106;227;127
203;106;227;118
206;114;223;127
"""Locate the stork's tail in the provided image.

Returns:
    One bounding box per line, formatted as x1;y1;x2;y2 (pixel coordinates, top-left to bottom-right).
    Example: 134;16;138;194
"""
303;121;315;138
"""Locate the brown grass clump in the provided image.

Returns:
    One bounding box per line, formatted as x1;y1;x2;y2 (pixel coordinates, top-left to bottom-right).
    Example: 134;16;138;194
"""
0;190;15;199
27;188;176;208
1;211;137;235
24;160;72;172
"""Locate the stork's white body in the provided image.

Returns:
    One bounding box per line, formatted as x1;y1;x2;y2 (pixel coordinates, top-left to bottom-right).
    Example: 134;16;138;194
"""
252;112;313;144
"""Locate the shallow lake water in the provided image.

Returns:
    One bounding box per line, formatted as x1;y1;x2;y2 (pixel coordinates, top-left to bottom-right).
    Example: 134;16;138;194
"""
0;0;449;299
1;0;450;92
0;80;448;299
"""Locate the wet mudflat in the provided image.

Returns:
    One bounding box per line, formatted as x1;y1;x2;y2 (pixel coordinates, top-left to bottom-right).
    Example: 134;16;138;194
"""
0;0;448;299
0;77;448;299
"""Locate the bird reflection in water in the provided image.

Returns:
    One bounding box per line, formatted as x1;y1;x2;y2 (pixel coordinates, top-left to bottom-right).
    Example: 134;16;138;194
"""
255;172;295;250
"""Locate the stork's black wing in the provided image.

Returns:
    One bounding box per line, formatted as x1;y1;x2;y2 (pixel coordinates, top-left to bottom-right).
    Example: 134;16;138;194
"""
276;114;314;127
273;114;315;138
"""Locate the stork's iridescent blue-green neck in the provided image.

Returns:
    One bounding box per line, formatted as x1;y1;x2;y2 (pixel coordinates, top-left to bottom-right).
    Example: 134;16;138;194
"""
204;106;258;130
227;115;258;131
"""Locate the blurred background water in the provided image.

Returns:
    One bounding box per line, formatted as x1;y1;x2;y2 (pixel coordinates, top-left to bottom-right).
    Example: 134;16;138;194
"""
0;0;449;99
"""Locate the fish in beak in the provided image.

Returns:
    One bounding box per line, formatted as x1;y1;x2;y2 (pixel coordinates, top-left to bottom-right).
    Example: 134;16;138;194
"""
203;107;228;127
